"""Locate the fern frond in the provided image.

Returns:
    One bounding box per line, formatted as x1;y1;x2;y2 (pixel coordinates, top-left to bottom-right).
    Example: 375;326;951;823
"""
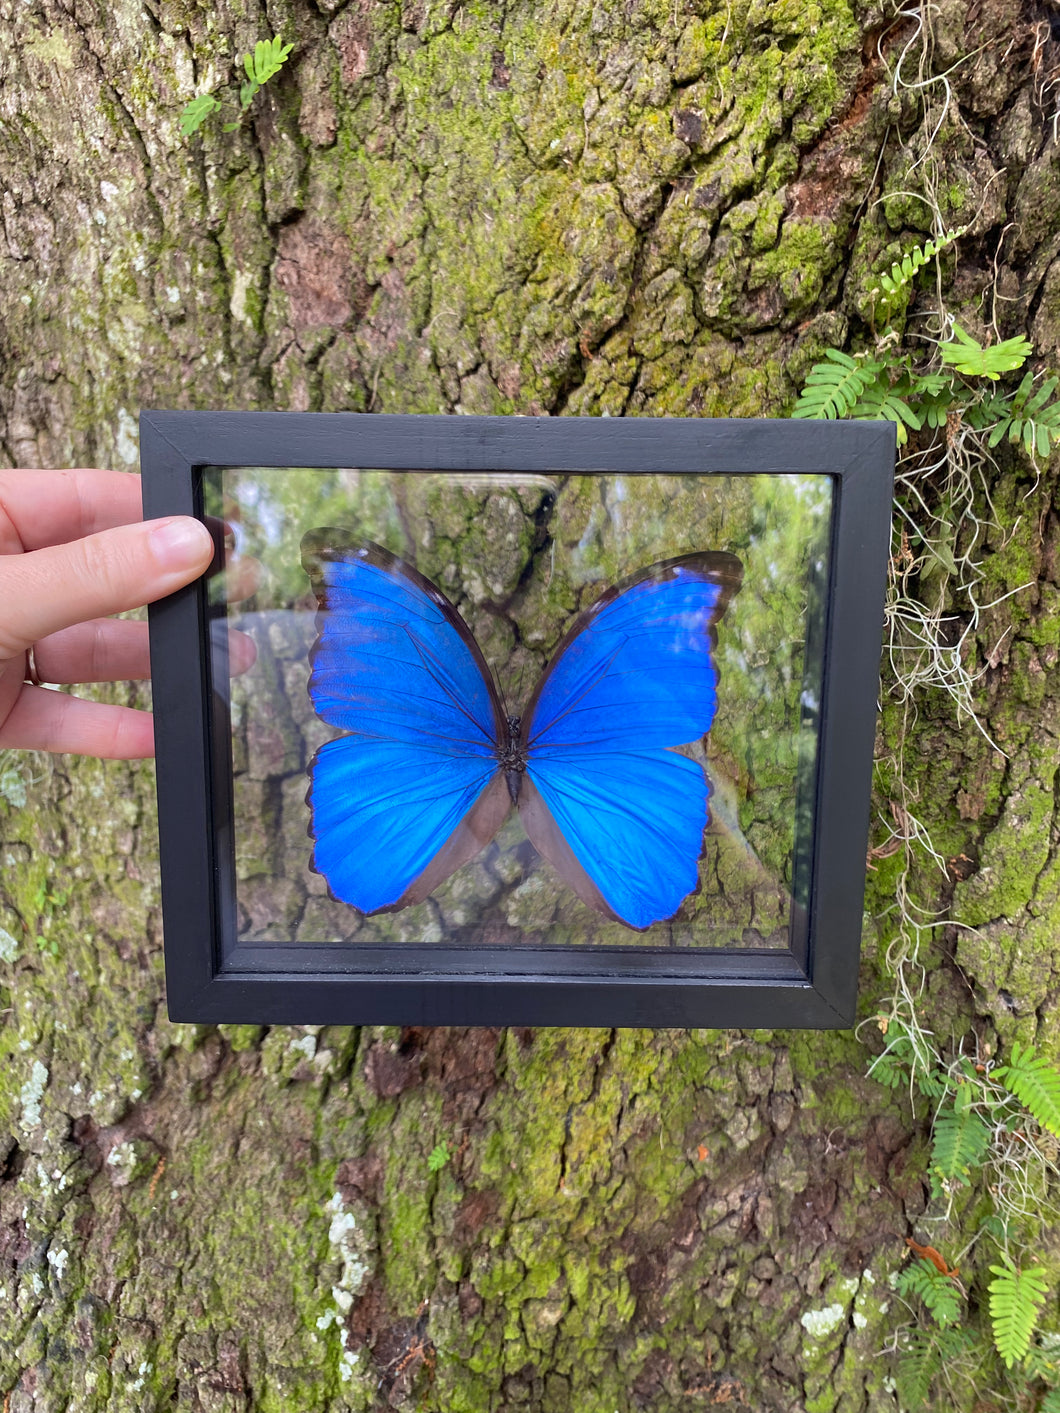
938;323;1033;380
931;1089;991;1183
870;228;966;324
793;350;884;421
868;1051;906;1089
980;375;1060;459
1041;1389;1060;1413
917;1068;950;1099
866;1016;940;1093
427;1142;450;1172
246;36;293;86
238;37;293;111
995;1043;1060;1138
916;385;958;430
988;1255;1050;1367
1022;1332;1060;1386
895;1258;962;1326
895;1327;977;1410
913;371;952;397
896;1331;944;1410
1022;372;1059;414
851;385;922;446
966;388;1010;430
179;93;222;137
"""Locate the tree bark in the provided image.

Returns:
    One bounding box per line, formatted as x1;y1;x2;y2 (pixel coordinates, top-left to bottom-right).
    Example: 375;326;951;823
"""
1;0;1059;1409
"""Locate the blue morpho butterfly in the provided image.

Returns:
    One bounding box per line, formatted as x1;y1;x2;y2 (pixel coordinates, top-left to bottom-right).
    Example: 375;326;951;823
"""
301;529;743;931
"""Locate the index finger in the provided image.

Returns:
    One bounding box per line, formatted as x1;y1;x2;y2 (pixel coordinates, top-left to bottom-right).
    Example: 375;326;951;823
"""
0;468;144;553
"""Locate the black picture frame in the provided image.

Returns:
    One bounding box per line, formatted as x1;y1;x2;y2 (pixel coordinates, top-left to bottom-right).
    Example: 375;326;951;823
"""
142;411;894;1029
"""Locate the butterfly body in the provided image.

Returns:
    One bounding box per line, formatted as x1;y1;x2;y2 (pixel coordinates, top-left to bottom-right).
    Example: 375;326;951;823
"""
498;714;528;804
302;532;743;931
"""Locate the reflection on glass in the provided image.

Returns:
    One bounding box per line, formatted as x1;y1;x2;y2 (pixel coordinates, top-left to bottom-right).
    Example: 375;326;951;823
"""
204;468;833;951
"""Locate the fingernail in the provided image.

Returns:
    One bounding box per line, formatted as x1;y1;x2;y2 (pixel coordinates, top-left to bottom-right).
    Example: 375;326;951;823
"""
149;517;214;571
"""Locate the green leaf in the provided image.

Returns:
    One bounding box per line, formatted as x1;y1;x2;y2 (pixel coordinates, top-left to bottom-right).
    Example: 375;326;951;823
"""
895;1328;976;1410
988;1255;1050;1368
427;1143;450;1172
895;1330;944;1410
1023;1333;1060;1386
931;538;959;576
793;350;885;421
179;92;222;137
248;36;293;85
917;388;957;430
870;228;966;325
931;1090;991;1183
985;385;1060;459
233;37;294;112
1025;375;1059;413
994;1042;1060;1138
1011;368;1037;407
895;1259;962;1327
938;323;1033;380
854;388;921;429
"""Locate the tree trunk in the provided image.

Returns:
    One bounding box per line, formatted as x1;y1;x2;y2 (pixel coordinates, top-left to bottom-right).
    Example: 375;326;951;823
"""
1;0;1059;1409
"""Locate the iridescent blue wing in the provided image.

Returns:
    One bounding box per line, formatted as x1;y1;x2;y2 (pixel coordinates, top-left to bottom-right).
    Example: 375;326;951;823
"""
520;553;743;929
302;533;509;914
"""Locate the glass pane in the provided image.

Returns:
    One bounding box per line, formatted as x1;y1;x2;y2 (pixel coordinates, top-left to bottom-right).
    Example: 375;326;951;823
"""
204;467;832;951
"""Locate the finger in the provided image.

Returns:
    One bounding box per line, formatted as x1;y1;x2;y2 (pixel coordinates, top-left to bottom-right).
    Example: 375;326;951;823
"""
0;469;143;553
0;516;214;661
228;627;258;675
0;686;154;758
33;620;258;683
34;619;150;682
216;555;263;604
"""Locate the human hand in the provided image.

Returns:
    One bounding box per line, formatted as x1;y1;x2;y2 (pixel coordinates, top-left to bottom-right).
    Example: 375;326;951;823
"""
0;467;251;759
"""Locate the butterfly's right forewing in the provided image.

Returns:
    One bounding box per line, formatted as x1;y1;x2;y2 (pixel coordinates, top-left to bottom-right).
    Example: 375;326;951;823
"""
302;533;508;914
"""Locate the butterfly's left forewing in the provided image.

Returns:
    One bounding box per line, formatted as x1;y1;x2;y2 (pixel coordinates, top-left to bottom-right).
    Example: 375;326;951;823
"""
302;533;508;914
520;553;743;930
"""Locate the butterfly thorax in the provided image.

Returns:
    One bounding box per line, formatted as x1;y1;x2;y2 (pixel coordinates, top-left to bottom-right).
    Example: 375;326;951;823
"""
498;714;528;803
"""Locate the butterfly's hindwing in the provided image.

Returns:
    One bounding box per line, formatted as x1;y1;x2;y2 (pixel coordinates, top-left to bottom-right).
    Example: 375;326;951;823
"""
307;736;501;913
521;751;710;929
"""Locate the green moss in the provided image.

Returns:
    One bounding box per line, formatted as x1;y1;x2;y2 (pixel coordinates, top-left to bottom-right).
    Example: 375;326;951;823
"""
749;218;841;318
218;1023;266;1052
956;768;1056;928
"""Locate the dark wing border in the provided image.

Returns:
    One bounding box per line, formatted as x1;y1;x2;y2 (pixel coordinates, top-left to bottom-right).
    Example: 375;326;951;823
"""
522;550;744;741
300;528;508;744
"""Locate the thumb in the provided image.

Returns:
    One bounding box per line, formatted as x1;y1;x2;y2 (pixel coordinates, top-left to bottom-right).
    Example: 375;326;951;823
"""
0;516;214;661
